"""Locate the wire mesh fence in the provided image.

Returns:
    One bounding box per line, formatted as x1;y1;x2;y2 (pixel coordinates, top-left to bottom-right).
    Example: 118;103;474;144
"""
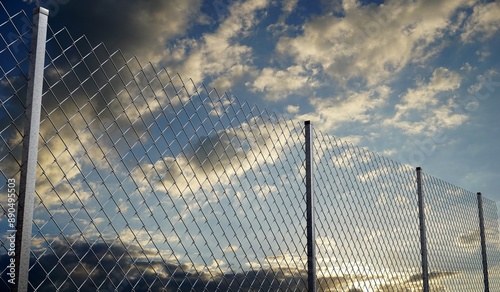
423;174;485;290
483;196;500;291
1;3;500;291
313;131;422;291
0;4;32;288
0;4;32;223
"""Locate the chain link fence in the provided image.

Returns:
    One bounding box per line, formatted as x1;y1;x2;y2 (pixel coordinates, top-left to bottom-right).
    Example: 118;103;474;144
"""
312;131;422;291
1;3;500;291
0;4;32;289
0;4;32;219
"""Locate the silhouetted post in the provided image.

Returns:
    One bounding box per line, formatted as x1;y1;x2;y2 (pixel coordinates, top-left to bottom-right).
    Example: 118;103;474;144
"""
416;167;429;292
477;192;490;292
305;121;316;291
14;7;49;292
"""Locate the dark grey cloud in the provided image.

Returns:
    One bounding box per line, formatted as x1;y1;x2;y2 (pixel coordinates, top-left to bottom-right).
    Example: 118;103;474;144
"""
43;0;203;63
0;238;306;291
1;0;197;207
374;270;460;291
0;238;403;291
407;270;459;283
457;230;481;246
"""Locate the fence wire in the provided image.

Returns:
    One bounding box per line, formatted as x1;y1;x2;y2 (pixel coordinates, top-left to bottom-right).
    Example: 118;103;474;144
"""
482;196;500;291
423;174;485;290
1;3;500;292
28;16;308;291
0;2;32;289
313;130;422;291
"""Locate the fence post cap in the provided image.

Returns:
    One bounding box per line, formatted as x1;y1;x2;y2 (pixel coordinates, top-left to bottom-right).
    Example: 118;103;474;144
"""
33;7;50;16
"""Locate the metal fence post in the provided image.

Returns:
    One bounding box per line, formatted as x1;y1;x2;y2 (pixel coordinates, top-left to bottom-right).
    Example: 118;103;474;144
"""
305;121;316;291
477;192;490;292
416;167;429;292
14;7;49;292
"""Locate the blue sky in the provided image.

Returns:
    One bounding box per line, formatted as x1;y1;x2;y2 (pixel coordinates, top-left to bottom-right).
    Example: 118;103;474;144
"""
25;0;499;201
1;0;500;290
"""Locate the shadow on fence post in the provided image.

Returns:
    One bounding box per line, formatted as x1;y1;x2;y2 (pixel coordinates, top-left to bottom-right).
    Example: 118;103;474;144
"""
13;7;49;292
416;167;429;292
305;121;316;291
477;192;490;292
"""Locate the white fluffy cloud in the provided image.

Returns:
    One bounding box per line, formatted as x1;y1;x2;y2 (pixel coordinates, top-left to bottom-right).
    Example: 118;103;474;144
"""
385;67;467;135
282;0;299;15
250;65;317;100
132;118;301;198
276;0;472;86
461;1;500;42
297;85;391;132
164;0;270;92
397;67;462;112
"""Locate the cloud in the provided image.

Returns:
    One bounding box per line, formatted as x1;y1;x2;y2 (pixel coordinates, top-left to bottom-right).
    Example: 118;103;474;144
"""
385;67;467;136
164;0;270;92
461;1;500;42
297;85;391;132
286;104;300;114
0;91;99;208
342;0;360;12
374;270;460;291
397;67;461;111
132;118;301;198
457;229;481;247
428;67;462;91
338;135;363;146
50;0;203;64
282;0;299;15
407;271;460;283
223;245;239;252
276;0;472;86
467;69;500;100
0;237;300;291
1;30;204;210
3;237;456;291
32;106;99;207
249;65;317;100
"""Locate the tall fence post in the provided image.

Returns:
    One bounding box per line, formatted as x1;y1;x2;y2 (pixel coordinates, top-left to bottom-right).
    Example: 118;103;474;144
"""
477;192;490;292
305;121;316;291
416;167;429;292
14;7;49;292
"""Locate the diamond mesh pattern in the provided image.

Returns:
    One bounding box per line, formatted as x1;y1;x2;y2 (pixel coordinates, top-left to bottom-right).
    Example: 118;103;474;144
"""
482;196;500;291
26;21;308;291
0;2;32;289
313;130;422;291
1;3;500;291
422;174;484;290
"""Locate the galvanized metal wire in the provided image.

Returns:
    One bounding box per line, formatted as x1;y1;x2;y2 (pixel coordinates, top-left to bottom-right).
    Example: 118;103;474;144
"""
313;130;422;291
18;18;308;291
1;3;500;291
422;174;485;290
482;196;500;291
0;3;32;289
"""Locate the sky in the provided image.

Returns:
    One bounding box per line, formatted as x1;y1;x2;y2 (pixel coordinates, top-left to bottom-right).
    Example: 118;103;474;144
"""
1;0;500;291
25;0;500;201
